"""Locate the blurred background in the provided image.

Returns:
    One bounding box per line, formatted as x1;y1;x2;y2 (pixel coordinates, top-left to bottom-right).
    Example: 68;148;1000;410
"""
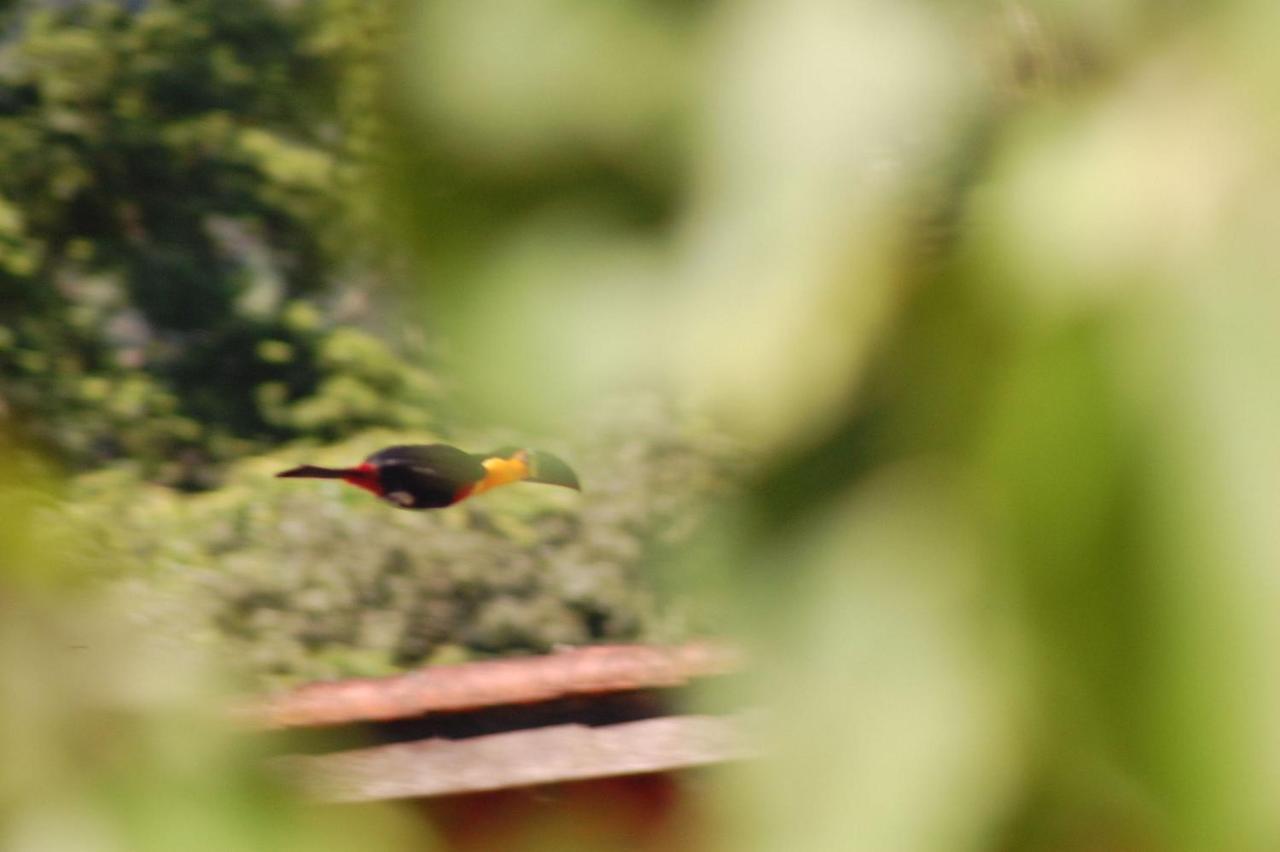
4;0;1280;849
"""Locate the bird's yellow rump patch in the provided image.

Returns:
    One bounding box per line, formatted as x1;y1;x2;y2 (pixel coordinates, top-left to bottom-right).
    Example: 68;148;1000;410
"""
470;450;531;496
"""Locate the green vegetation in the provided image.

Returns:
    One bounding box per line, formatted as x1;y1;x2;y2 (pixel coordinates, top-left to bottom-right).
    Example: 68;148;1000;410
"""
0;0;737;690
0;0;423;485
7;0;1280;850
77;397;738;686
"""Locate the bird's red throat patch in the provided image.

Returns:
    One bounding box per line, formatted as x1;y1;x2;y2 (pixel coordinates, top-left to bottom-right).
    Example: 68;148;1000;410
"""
341;463;383;496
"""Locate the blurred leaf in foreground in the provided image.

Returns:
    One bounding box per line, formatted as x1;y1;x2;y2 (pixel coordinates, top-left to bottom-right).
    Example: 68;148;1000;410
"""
384;0;1280;849
0;437;432;851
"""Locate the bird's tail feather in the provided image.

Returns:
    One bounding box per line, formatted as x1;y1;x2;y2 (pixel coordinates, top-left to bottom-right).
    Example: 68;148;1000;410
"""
275;465;352;479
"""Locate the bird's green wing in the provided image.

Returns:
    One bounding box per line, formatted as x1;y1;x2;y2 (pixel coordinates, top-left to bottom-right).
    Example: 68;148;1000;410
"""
366;444;486;483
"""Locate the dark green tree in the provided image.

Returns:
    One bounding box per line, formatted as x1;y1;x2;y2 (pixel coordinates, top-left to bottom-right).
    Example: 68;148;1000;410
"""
0;0;429;486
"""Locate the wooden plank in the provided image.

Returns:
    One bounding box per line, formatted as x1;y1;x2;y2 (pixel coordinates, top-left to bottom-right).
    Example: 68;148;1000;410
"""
239;642;742;730
275;714;752;802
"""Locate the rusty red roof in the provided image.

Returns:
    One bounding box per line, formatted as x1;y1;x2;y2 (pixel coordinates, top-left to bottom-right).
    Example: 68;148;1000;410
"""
239;642;743;730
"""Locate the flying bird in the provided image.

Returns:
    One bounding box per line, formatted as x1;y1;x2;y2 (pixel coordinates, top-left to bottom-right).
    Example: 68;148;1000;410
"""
276;444;580;509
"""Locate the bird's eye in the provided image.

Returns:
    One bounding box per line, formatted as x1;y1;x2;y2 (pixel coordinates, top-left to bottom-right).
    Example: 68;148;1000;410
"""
385;491;415;507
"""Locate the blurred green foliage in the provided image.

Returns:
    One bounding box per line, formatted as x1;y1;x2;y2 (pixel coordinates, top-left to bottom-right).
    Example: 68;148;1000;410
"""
74;396;739;687
0;0;739;683
0;435;434;851
380;0;1280;850
0;5;738;845
0;0;429;486
7;0;1280;849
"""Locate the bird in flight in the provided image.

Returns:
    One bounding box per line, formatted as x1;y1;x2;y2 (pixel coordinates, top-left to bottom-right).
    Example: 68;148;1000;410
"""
276;444;580;510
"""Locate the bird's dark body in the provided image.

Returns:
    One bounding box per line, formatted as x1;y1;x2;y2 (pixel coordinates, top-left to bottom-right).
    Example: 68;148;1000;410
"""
276;442;580;510
368;444;486;509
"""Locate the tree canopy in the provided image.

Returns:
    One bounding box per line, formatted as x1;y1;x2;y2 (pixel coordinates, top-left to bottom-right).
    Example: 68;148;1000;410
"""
0;0;425;486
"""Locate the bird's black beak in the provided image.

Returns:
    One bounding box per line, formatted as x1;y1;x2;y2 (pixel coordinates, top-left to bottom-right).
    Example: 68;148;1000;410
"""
527;451;581;490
